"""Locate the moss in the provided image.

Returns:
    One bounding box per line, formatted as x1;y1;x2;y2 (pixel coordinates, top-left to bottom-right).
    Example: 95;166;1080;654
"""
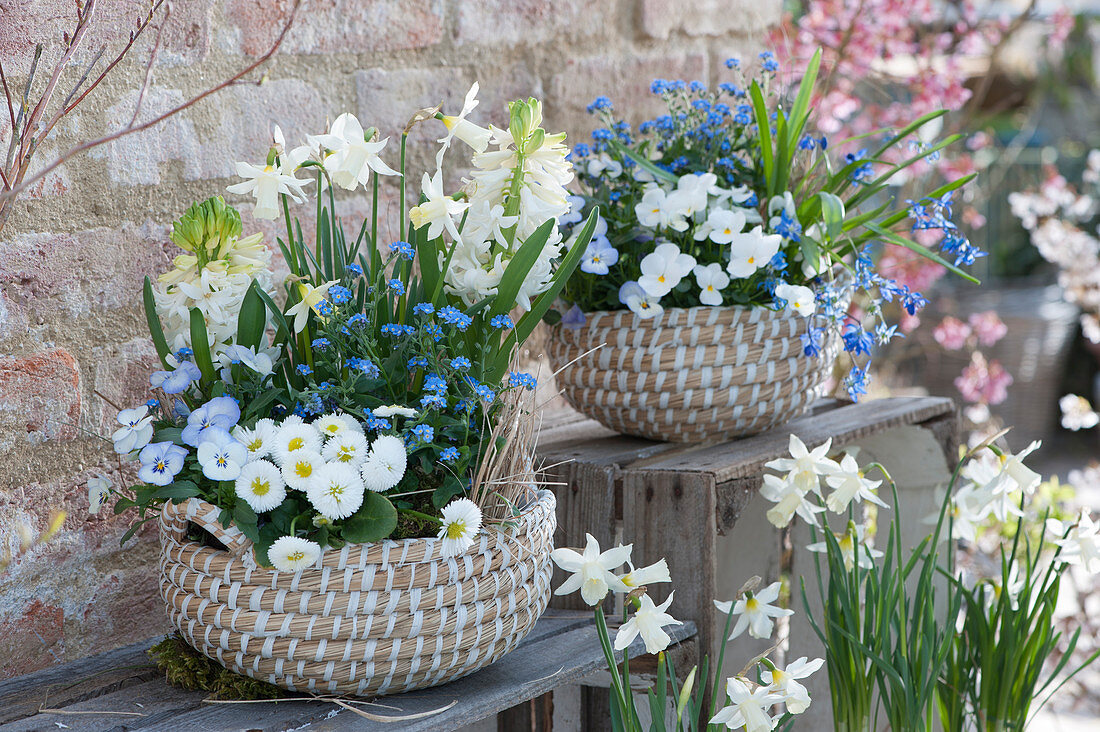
149;635;287;700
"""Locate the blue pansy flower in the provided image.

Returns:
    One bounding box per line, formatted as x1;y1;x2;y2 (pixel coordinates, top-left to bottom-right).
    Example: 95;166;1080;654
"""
150;361;202;395
581;236;619;275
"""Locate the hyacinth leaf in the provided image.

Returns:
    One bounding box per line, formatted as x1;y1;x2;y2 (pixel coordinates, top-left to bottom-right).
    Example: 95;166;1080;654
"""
787;48;822;144
413;223;441;303
142;276;173;369
749;82;775;197
342;492;398;543
250;287;299;359
188;308;217;383
607;139;677;184
863;222;979;284
236;281;266;350
819;192;846;241
488;217;557;320
774;109;791;195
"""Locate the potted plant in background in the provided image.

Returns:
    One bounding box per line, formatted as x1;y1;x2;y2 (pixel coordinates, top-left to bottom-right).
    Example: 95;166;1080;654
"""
104;86;598;696
552;50;982;443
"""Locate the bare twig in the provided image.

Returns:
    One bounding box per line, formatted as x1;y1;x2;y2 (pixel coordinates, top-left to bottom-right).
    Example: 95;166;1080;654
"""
128;2;171;129
0;59;15;136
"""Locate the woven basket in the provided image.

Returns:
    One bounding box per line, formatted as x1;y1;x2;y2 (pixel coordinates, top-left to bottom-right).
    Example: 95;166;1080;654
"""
158;490;556;696
549;305;843;443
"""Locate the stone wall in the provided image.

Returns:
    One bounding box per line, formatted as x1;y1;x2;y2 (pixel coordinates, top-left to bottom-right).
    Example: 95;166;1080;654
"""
0;0;776;677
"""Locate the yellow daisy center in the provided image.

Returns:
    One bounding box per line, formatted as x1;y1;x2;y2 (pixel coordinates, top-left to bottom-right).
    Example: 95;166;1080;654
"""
337;447;355;462
295;461;312;478
248;438;263;451
286;550;305;562
446;520;466;540
288;437;305;451
251;478;270;496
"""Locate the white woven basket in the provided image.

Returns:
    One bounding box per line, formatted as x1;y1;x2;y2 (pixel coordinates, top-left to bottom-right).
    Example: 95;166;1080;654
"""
158;490;556;696
549;305;842;442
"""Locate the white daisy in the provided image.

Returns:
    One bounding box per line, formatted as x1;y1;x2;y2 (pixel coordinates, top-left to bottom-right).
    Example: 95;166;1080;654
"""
373;404;417;419
268;535;321;572
280;414;306;427
322;431;369;466
338;414;364;434
232;418;277;461
235;460;287;513
314;413;350;440
273;423;322;464
438;497;483;557
307;462;365;520
361;434;407;492
281;449;324;491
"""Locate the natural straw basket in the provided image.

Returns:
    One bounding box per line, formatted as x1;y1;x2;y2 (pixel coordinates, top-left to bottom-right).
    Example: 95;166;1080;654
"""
549;305;843;443
158;490;556;696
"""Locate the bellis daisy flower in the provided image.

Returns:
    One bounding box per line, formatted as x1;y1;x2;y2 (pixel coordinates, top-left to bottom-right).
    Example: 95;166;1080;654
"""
235;460;287;513
361;434;407;492
268;535;321;573
437;497;483;557
307;463;365;520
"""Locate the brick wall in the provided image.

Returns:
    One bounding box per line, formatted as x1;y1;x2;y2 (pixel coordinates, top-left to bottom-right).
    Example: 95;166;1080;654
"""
0;0;776;677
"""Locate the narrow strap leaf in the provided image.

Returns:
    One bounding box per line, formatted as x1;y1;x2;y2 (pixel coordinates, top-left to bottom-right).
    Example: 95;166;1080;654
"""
142;276;172;368
188;307;217;383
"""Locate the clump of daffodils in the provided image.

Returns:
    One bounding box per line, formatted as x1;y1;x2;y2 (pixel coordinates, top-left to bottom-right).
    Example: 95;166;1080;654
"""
550;534;822;729
153;197;274;356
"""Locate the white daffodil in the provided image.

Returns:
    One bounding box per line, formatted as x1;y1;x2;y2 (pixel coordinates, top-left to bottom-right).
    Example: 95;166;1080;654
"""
322;431;369;466
705;208;748;245
285;280;339;333
232;418;277;461
1060;394;1100;431
937;482;990;543
268;535;321;572
774;282;817;317
715;580;793;640
550;533;632;606
373;405;418;419
272;422;323;465
112;406;155;454
87;476;111;515
235;460;287;513
438;497;483;557
765;435;838;496
313;113;400;190
710;677;783;732
1048;509;1100;572
621;557;671;589
196;428;248;481
999;441;1043;495
281;449;324;491
225;161;311;220
760;472;826;528
806;522;884;571
960;452;1022;523
619;281;664;320
436;82;492;170
763;657;824;715
693;263;730;306
639;242;696;297
409;171;470;241
825;453;886;513
727;226;783;278
614;591;681;654
361;434;407;491
307;462;365;520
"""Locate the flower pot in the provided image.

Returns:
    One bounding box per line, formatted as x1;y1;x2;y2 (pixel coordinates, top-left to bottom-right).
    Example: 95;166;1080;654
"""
549;305;843;443
158;490;556;696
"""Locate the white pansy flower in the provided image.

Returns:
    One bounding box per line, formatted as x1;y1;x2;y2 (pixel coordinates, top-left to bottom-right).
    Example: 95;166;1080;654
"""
825;453;886;513
322;431;369;466
361;434;407;491
409;170;470;241
313;113;400;190
438;497;483;557
268;535;321;572
232;418;277;461
727;226;783;278
710;677;783;732
774;282;816;317
87;476;111;515
550;533;631;606
763;657;824;715
693;263;730;306
281;449;324;491
613;591;681;654
676;172;717;213
307;462;365;520
586;152;623;179
714;580;792;640
638;242;696;298
619;281;663;320
273;423;323;465
197;428;248;481
226;160;311;220
1060;394;1100;431
635;187;674;229
705;208;748;245
235;460;287;513
112;406;155;455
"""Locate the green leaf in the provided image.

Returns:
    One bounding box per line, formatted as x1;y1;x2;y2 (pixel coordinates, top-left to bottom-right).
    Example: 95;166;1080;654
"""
236;281;266;350
819;192;846;241
143;277;172;368
188;308;217;383
786;48;822;140
153;427;184;444
488;217;557;319
341;493;398;543
749;82;775;197
608;140;677;184
151;481;201;502
252;287;300;359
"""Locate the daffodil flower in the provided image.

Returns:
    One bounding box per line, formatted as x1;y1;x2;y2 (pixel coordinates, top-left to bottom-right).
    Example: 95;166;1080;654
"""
710;677;783;732
409;170;470;241
806;522;884;571
550;533;631;606
613;591;680;654
825;453;886;513
285;280;339;333
1048;509;1100;572
225;161;311;220
436;82;492;170
621;557;671;589
762;657;824;714
313;113;400;190
715;580;793;640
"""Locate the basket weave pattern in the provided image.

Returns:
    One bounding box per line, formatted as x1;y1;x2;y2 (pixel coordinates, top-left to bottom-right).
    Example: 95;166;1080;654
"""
158;491;556;696
550;305;841;442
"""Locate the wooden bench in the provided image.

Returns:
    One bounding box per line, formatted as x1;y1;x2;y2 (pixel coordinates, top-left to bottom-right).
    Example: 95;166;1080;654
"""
0;611;696;731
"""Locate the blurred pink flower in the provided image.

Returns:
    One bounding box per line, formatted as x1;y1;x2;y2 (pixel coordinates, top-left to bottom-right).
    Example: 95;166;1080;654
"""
968;311;1007;347
954;353;1013;405
933;316;971;350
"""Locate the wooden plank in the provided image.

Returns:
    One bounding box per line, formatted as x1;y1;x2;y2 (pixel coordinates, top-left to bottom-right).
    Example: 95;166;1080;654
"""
496;691;553;732
630;397;955;482
548;461;620;612
0;679;203;732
